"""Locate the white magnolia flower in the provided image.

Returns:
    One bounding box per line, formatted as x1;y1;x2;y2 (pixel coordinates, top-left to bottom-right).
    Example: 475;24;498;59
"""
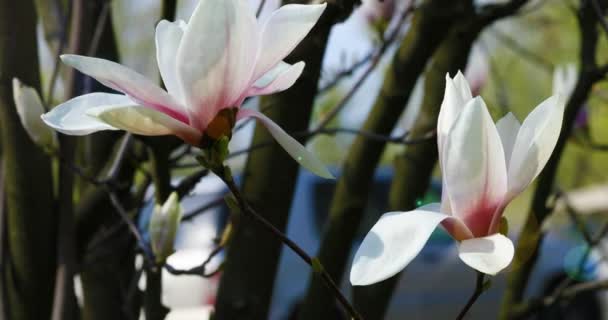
350;72;565;285
12;78;57;150
41;0;332;178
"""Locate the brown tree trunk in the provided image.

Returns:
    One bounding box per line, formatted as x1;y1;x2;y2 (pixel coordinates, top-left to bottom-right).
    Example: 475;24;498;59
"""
0;1;57;319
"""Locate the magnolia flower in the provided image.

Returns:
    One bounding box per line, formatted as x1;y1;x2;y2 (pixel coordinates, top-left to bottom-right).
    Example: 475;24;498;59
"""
149;192;183;264
12;78;57;150
350;72;565;285
41;0;332;178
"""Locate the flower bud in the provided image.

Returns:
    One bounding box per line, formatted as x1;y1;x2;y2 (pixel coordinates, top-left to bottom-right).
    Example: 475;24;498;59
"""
149;192;183;264
12;78;57;151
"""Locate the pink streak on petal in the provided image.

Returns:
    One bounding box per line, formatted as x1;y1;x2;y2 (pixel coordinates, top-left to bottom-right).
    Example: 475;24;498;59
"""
107;80;190;125
488;204;507;236
441;218;474;241
460;196;503;238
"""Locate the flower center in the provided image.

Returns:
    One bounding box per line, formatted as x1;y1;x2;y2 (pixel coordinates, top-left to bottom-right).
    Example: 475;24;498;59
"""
200;108;238;149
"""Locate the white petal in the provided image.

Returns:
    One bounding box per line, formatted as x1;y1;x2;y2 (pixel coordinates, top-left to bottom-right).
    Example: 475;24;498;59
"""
507;95;565;198
496;112;520;167
350;208;450;286
87;104;201;146
61;55;188;123
458;233;514;275
552;64;577;99
453;71;473;102
443;97;507;236
155;20;187;104
176;0;259;130
41;93;129;135
249;61;305;96
252;3;326;80
437;71;473;167
12;78;57;148
237;108;333;179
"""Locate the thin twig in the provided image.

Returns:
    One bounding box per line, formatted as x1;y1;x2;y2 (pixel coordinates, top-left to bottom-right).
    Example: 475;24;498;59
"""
165;245;224;277
175;168;209;198
106;189;153;264
45;11;70;107
214;166;363;320
182;197;225;222
86;2;110;57
169;145;192;164
228;128;435;158
490;28;553;73
456;271;486;320
313;4;415;130
256;0;266;17
512;279;608;318
590;0;608;37
305;127;435;144
317;51;374;94
513;191;608;317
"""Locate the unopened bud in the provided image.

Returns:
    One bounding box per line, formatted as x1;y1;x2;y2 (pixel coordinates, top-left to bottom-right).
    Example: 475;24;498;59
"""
149;192;183;264
12;78;57;151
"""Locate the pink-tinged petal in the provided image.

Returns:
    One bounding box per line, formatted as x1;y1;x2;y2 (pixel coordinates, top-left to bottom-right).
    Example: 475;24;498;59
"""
60;55;188;124
443;97;507;237
496;112;520;167
41;93;130;135
248;61;305;97
424;202;475;240
437;71;473;168
252;3;326;80
350;205;451;286
507;95;565;199
237;108;333;179
13;78;57;148
87;104;201;146
155;20;187;105
176;0;259;130
458;233;514;275
440;180;452;215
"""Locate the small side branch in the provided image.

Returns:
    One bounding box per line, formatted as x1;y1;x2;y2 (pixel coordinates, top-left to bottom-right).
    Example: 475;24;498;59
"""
456;272;486;320
213;166;363;320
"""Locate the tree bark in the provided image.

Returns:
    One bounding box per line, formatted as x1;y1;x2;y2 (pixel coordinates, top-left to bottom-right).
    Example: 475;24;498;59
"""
212;2;358;319
0;1;57;319
71;2;139;319
297;1;468;318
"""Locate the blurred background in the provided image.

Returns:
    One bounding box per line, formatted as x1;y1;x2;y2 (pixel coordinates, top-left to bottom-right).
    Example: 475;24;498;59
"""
3;0;608;319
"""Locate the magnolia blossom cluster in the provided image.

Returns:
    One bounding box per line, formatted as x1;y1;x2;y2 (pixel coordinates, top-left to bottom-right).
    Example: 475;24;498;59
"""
351;72;565;285
35;0;331;178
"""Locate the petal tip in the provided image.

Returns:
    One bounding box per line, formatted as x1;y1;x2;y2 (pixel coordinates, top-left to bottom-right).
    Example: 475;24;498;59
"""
12;77;21;88
458;234;514;275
